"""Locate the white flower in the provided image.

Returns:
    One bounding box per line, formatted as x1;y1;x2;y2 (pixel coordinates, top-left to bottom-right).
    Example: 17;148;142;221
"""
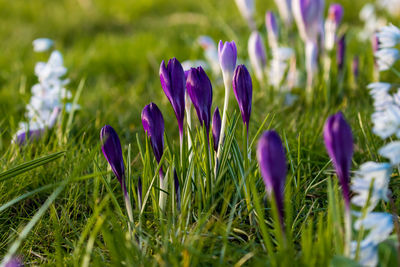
354;212;393;246
378;0;400;17
273;0;292;26
375;48;400;71
350;241;378;267
377;24;400;48
351;162;391;209
371;106;400;139
32;38;54;52
235;0;255;29
197;36;220;76
379;141;400;165
367;82;391;95
359;4;375;21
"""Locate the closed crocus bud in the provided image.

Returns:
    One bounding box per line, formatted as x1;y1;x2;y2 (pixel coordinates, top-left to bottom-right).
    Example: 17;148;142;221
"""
274;0;292;27
325;4;344;51
218;41;237;80
323;112;353;209
233;65;253;131
141;103;165;163
292;0;325;42
159;58;186;138
265;11;279;49
186;67;213;133
337;34;346;71
248;32;267;84
100;125;126;189
257;130;287;223
212;107;221;152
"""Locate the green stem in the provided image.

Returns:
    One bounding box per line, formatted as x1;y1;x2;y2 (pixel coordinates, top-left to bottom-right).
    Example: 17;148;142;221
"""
203;126;212;208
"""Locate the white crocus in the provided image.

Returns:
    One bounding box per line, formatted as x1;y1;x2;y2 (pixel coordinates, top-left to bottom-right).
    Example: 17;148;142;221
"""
354;212;393;246
351;162;391;210
377;24;400;48
379;141;400;165
32;38;54;52
375;48;400;71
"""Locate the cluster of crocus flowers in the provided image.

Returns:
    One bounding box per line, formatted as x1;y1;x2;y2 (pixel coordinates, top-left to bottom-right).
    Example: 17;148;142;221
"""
13;39;73;145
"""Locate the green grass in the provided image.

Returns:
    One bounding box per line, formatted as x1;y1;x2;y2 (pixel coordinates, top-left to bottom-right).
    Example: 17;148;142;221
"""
1;0;400;265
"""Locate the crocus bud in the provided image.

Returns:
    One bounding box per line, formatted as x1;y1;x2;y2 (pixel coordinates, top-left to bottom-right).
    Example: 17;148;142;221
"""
323;112;353;209
141;103;165;163
292;0;325;42
212;107;221;152
265;11;279;49
159;58;186;137
324;4;344;51
100;125;126;190
248;32;267;83
186;67;213;133
218;41;237;80
274;0;292;27
234;0;255;30
337;34;346;72
257;130;287;223
233;65;253;131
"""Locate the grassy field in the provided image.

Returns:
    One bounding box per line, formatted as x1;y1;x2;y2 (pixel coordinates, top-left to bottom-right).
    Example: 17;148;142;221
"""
1;0;400;265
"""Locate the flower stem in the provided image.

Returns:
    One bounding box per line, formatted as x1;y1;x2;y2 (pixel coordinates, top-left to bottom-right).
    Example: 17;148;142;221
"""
216;75;232;169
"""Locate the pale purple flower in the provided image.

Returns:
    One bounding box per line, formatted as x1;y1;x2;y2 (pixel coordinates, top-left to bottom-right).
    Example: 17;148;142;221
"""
248;32;267;83
292;0;325;42
218;41;237;80
265;11;279;49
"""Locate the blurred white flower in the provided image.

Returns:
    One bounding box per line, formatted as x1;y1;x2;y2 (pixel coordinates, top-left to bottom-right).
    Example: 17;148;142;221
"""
377;24;400;48
378;0;400;17
379;141;400;165
235;0;255;30
358;4;387;41
375;48;400;71
354;212;393;245
351;161;391;210
350;240;378;267
13;43;72;144
371;105;400;138
197;36;220;76
32;38;54;52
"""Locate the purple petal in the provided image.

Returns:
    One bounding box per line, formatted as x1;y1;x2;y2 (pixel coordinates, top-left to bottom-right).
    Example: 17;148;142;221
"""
141;103;165;163
232;65;253;130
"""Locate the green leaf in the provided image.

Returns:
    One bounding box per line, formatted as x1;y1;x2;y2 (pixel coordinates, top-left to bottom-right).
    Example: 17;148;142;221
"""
0;151;66;182
330;255;360;267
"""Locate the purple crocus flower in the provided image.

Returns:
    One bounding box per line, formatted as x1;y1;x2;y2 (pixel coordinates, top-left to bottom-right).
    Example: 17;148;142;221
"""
328;4;344;25
323;112;353;210
257;130;287;223
324;4;344;51
248;32;267;83
218;41;237;79
337;34;346;71
292;0;325;42
14;129;44;145
141;103;165;164
186;66;213;133
212;107;221;152
159;58;186;138
100;125;126;189
232;65;253;131
265;11;279;49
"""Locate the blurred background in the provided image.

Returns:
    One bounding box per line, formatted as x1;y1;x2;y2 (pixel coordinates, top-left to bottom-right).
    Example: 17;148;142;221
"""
0;0;388;150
